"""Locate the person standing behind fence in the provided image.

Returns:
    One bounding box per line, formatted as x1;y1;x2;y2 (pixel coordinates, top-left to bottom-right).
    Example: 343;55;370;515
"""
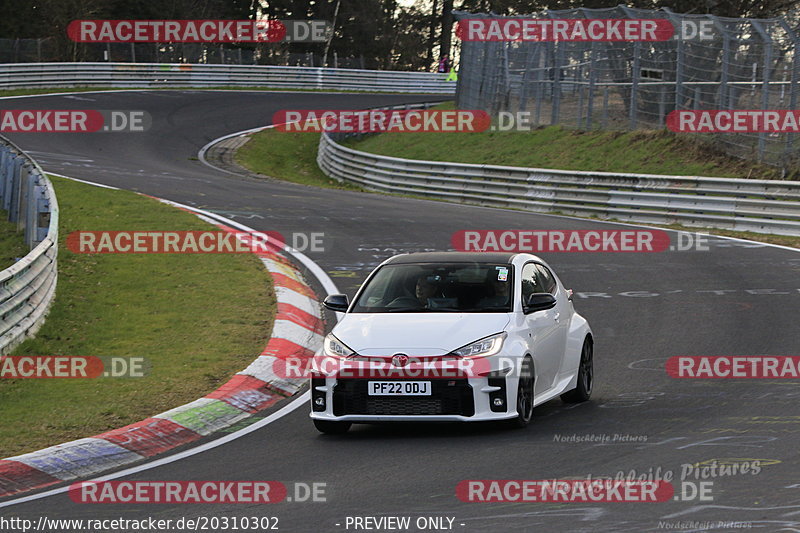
437;55;450;73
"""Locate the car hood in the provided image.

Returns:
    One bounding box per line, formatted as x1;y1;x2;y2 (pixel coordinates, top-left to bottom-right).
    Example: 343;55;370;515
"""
332;313;511;356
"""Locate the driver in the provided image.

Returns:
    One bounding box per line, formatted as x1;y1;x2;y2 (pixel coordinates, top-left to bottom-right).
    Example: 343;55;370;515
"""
415;276;437;306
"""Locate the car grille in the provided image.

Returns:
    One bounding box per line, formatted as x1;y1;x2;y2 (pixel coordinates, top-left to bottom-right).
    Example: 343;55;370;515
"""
332;379;474;416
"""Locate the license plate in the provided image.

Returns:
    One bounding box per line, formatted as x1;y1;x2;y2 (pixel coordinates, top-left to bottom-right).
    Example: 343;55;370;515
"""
367;381;431;396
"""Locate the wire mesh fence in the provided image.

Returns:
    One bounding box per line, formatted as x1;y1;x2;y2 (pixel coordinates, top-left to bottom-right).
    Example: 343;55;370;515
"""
454;7;800;175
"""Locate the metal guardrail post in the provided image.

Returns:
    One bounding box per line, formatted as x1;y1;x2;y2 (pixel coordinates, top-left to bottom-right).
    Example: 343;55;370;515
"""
8;155;22;221
749;20;772;162
586;43;597;130
551;42;564;125
0;147;9;203
35;184;51;245
779;20;799;156
629;41;641;130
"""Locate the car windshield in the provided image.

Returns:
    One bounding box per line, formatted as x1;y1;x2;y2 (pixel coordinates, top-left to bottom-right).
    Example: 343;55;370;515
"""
351;262;513;313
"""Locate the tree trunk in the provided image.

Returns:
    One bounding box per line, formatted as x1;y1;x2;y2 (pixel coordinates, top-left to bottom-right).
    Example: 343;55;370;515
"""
427;0;439;64
439;0;453;59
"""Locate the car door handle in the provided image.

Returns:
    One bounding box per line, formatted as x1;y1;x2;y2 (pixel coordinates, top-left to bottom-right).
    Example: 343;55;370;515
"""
554;312;560;322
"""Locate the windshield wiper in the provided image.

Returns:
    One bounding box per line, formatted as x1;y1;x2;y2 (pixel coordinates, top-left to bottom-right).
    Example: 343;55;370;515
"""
459;306;511;312
385;307;462;312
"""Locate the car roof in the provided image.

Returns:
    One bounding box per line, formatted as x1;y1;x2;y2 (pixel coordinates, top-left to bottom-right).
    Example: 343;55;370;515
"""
383;252;517;265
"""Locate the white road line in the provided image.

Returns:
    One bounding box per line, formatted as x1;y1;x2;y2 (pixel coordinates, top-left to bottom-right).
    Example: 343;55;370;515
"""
46;172;120;190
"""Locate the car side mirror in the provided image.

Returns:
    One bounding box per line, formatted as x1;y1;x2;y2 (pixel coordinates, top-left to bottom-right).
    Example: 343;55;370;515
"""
523;293;556;314
322;294;349;312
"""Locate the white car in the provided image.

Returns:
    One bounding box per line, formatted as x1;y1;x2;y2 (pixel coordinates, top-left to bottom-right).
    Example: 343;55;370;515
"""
310;252;593;434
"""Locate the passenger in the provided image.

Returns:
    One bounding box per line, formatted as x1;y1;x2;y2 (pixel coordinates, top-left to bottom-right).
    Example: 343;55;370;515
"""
479;278;511;308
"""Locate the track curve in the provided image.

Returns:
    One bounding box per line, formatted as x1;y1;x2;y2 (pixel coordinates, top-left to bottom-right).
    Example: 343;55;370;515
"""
1;90;799;532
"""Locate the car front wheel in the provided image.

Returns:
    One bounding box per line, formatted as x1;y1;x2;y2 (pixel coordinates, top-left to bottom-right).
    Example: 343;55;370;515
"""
507;357;534;428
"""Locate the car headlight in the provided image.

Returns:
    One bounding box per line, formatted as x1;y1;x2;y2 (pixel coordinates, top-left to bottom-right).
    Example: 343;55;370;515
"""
452;332;506;358
323;333;356;358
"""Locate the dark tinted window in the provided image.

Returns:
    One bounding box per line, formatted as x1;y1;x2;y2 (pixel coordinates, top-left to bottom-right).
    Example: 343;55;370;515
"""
535;264;557;295
352;262;513;313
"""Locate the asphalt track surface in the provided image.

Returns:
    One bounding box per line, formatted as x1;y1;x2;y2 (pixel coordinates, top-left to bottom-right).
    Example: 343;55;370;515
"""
2;91;800;532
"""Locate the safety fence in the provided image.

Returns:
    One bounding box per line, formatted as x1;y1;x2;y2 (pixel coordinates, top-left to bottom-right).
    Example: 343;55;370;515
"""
454;7;800;172
0;62;455;94
0;38;371;69
0;136;58;354
318;129;800;236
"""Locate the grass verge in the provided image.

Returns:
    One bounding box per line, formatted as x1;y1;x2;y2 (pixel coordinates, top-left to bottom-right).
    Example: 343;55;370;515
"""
0;211;29;271
236;129;361;190
627;221;799;249
0;176;275;457
347;123;789;180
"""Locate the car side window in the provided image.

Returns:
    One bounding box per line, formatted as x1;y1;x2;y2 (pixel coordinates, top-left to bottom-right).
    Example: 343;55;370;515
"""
520;263;539;303
535;264;558;295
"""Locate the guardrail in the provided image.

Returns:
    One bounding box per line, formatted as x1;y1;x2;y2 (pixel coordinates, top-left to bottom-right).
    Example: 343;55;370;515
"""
0;62;455;94
0;136;58;354
318;130;800;236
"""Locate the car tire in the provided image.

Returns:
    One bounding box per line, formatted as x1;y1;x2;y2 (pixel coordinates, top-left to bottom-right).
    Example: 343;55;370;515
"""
507;357;534;428
313;419;352;434
561;337;593;403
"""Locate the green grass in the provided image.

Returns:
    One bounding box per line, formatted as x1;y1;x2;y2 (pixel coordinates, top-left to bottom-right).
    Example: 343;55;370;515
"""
0;177;275;457
347;123;788;180
236;129;362;190
0;211;28;270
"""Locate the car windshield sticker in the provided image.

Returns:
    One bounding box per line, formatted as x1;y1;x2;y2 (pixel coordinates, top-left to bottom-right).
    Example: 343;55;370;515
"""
497;267;508;282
